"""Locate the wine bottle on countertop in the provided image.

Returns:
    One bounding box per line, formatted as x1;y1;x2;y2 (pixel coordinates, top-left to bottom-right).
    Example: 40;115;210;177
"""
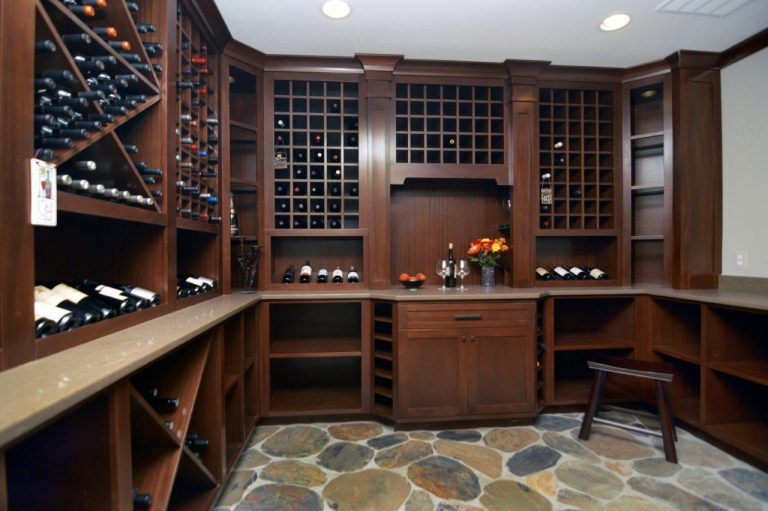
77;282;138;314
587;267;608;280
281;265;296;284
317;267;328;283
535;266;555;281
35;314;59;338
445;242;457;288
552;266;575;281
34;301;81;332
347;266;360;283
331;266;344;283
132;488;152;509
49;282;117;319
34;285;100;324
299;260;312;283
569;266;590;280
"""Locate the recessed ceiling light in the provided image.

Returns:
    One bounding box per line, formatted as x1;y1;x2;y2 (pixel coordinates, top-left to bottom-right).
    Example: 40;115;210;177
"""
600;13;631;31
322;0;351;19
640;89;658;98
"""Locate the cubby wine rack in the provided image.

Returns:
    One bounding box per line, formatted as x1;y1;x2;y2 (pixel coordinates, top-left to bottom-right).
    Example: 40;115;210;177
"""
174;3;220;227
272;79;360;230
35;0;163;212
394;83;505;165
538;87;615;231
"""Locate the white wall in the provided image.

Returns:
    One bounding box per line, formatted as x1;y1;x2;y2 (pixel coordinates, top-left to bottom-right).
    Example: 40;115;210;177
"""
721;46;768;277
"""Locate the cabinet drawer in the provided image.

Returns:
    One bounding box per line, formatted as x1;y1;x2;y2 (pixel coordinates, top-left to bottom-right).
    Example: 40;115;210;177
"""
398;301;534;329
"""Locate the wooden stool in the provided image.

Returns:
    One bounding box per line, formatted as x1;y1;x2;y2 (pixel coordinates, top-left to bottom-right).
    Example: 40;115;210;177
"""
578;355;678;463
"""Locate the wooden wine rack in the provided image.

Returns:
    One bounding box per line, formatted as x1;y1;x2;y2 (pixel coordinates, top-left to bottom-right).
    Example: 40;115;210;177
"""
538;87;615;231
395;83;505;165
174;3;220;229
35;0;163;213
272;79;360;230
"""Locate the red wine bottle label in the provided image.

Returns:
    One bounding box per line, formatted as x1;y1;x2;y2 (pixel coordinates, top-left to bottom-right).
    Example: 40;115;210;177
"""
34;301;70;321
95;285;129;301
52;284;89;304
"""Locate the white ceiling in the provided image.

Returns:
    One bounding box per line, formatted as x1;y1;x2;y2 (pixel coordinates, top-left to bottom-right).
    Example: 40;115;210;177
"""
212;0;768;68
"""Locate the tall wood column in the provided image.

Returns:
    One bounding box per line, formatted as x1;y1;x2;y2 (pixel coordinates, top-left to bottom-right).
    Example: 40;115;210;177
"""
0;0;36;368
506;61;549;288
666;51;722;289
356;54;403;289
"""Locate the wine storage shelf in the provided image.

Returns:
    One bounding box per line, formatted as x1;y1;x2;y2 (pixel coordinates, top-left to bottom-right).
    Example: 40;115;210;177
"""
272;79;360;230
372;301;395;419
394;83;505;165
174;3;221;227
35;0;163;212
538;87;615;231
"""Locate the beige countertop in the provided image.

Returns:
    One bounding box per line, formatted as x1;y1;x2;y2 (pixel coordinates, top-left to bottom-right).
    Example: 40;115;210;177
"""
2;285;767;449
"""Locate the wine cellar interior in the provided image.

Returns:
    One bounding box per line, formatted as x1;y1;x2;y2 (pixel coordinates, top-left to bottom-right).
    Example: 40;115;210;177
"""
1;0;767;508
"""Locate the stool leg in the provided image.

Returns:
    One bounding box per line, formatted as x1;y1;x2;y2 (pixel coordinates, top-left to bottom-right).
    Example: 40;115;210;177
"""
655;380;678;463
660;382;677;441
579;370;606;441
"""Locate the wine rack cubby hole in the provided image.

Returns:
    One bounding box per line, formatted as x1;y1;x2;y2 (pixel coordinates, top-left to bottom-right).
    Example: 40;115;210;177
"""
372;301;394;419
394;83;505;165
535;236;619;286
273;79;360;230
175;3;221;226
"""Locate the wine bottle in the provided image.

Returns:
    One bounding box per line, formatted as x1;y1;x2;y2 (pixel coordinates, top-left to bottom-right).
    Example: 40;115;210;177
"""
569;266;590;280
552;266;575;280
35;40;57;54
34;286;101;325
588;267;608;280
535;267;554;281
317;267;328;283
34;301;81;331
141;387;179;411
281;265;296;284
188;275;216;289
132;488;152;509
35;314;59;338
179;275;213;292
185;431;209;451
347;266;360;283
331;266;344;283
299;260;312;283
229;193;239;236
50;283;117;319
77;282;138;314
113;284;160;306
445;243;457;288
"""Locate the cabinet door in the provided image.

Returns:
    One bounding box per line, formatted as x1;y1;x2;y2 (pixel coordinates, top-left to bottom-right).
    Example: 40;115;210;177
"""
468;327;535;415
398;329;466;418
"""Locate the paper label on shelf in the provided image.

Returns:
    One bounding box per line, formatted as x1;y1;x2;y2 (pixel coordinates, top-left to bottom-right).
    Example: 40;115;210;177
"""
52;284;89;304
30;159;57;226
95;285;128;301
35;301;69;322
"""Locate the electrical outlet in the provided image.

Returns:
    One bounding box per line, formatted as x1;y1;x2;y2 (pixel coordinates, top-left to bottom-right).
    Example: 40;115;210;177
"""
734;250;748;270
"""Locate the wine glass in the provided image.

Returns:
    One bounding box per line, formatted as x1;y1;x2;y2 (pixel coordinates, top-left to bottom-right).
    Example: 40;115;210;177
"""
457;260;470;291
436;259;450;291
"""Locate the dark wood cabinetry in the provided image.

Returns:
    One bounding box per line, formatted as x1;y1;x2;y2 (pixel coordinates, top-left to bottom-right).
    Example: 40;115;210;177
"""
396;301;536;421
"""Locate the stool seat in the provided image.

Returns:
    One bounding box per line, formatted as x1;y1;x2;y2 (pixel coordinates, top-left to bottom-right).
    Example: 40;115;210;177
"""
578;355;678;463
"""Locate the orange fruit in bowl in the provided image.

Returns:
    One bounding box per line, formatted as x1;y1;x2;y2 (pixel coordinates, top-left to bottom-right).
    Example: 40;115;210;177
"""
416;272;426;281
408;276;418;282
398;273;410;282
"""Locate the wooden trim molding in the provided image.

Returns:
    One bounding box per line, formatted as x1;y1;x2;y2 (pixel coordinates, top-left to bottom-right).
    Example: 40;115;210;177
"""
718;27;768;69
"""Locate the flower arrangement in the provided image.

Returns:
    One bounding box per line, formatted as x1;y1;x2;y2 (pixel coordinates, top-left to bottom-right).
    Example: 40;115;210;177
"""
467;237;509;268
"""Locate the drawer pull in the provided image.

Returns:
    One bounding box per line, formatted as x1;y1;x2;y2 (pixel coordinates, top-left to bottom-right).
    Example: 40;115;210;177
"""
454;314;482;321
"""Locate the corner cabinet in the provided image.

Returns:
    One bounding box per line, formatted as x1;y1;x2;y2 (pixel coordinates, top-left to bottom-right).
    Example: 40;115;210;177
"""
394;301;537;422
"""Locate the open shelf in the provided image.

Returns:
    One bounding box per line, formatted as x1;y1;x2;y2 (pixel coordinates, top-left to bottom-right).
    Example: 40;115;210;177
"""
651;299;701;364
704;306;768;383
552;332;634;351
270;386;362;415
703;369;768;463
553;297;634;347
270;337;362;358
535;236;618;284
655;353;701;426
269;235;365;286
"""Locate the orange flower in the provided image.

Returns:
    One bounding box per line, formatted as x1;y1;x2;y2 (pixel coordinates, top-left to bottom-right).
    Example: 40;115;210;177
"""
467;243;481;255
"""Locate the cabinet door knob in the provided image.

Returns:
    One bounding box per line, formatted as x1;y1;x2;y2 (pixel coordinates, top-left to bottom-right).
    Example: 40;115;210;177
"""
470;336;477;343
461;336;467;343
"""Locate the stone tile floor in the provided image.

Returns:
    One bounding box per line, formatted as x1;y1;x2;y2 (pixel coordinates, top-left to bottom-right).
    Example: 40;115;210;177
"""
213;412;768;510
